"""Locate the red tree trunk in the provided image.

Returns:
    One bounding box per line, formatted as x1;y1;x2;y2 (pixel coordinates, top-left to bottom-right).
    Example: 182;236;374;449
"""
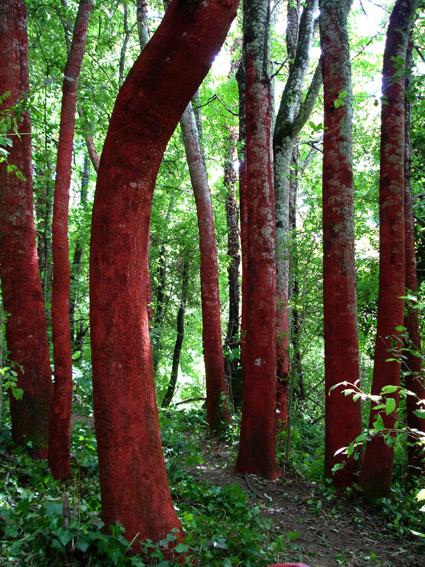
236;0;280;480
319;0;361;488
89;0;238;545
404;38;424;476
0;0;52;456
180;104;230;432
360;0;417;499
49;0;93;481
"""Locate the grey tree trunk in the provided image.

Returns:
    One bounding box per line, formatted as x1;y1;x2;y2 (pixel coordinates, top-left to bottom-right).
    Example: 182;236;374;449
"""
162;257;190;407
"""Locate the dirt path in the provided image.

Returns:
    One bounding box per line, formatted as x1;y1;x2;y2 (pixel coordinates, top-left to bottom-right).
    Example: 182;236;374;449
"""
190;439;424;567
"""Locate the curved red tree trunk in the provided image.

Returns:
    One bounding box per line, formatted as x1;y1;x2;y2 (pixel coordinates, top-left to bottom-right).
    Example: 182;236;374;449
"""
360;0;417;499
180;104;230;431
235;0;280;480
0;0;52;456
89;0;238;545
319;0;361;488
49;0;93;481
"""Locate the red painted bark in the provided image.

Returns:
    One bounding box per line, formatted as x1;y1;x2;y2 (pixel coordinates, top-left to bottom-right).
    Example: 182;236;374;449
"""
319;0;361;488
89;0;238;545
0;0;52;456
236;0;280;480
404;39;424;476
180;104;230;432
49;0;93;481
360;0;417;499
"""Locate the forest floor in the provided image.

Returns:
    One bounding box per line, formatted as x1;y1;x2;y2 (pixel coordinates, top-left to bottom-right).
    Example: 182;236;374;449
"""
190;437;424;567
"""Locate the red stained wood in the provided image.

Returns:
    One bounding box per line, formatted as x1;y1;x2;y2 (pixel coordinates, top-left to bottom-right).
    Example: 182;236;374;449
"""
236;0;280;480
319;0;361;488
360;0;417;499
0;0;52;456
49;0;93;481
89;0;238;545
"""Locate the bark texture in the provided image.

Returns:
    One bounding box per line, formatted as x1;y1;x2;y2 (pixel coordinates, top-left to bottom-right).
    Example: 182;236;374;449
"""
89;0;238;545
403;37;424;476
180;103;230;432
274;0;320;426
319;0;361;487
49;0;93;481
236;0;280;480
360;0;417;499
0;0;52;455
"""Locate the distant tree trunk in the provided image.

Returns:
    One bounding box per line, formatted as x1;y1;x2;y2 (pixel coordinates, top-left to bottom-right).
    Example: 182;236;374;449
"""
223;127;240;401
70;154;90;349
319;0;361;488
403;36;424;477
274;0;320;427
0;0;52;456
89;0;238;545
49;0;93;481
162;257;190;407
118;3;130;86
180;104;230;432
235;0;280;480
136;0;150;49
152;193;174;372
288;146;305;401
236;59;248;390
360;0;417;499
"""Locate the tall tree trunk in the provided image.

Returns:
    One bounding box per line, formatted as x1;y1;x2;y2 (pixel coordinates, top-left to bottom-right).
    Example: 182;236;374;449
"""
319;0;361;488
235;0;280;480
360;0;417;499
70;154;90;348
180;104;231;432
89;0;238;545
49;0;93;481
0;0;52;456
274;0;320;427
162;256;190;407
236;59;248;393
403;35;424;477
224;127;240;402
288;147;305;401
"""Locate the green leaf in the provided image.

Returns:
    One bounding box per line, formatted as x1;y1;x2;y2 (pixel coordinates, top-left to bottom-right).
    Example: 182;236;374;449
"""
174;543;189;553
381;385;398;395
385;398;396;415
373;414;385;432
